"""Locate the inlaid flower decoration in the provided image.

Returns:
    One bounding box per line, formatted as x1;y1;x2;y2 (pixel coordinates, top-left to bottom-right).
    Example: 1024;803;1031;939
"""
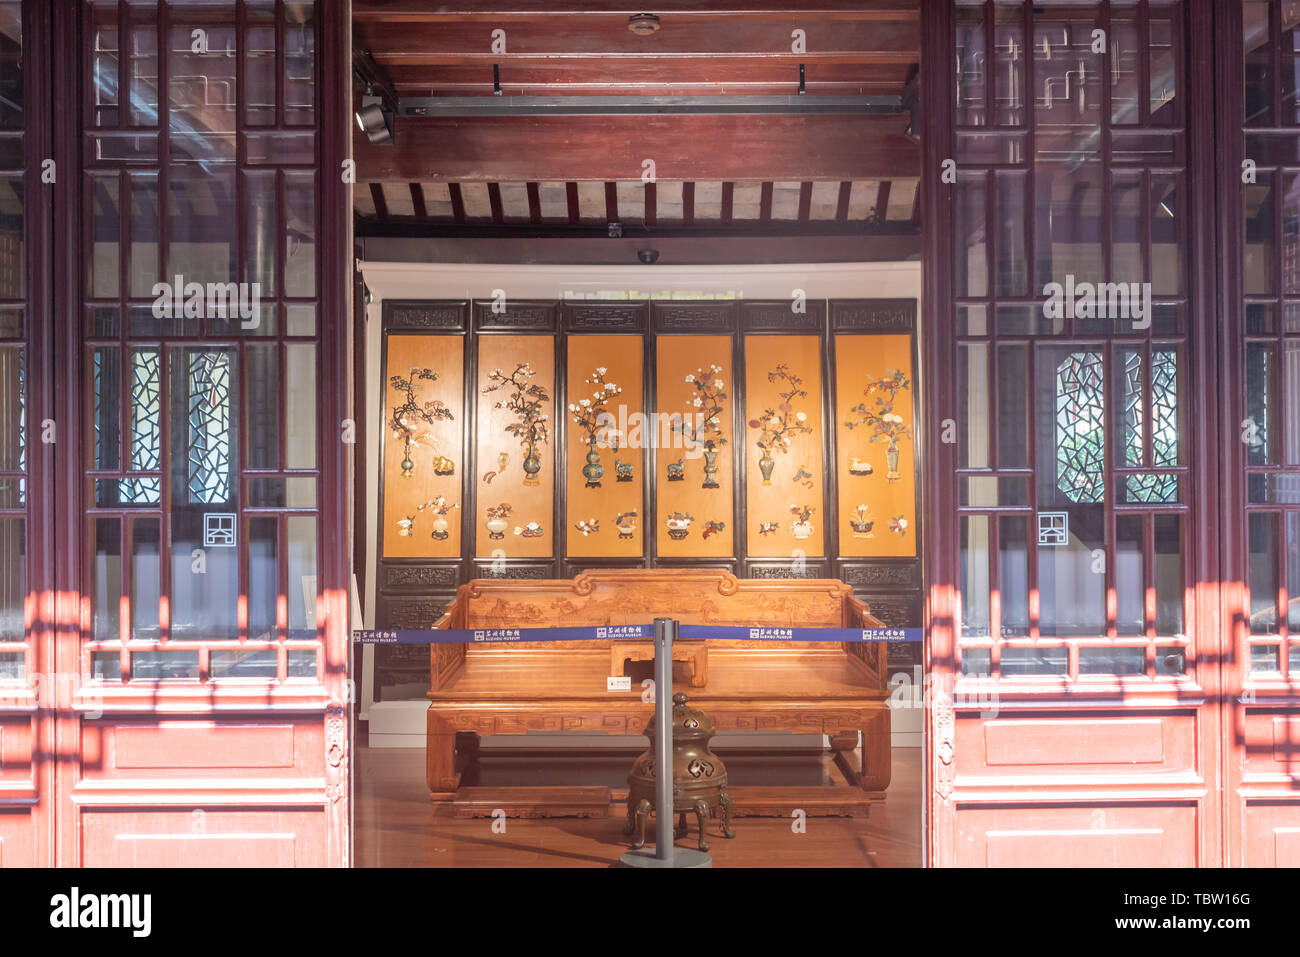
675;364;728;488
568;367;623;488
574;518;600;537
484;502;513;540
702;519;726;540
389;367;454;478
889;514;909;537
844;368;913;482
748;363;812;485
417;496;457;516
849;504;875;538
789;504;816;541
417;496;459;541
483;363;551;487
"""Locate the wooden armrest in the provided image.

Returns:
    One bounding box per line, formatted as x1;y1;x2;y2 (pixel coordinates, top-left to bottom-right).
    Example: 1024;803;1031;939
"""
428;605;466;692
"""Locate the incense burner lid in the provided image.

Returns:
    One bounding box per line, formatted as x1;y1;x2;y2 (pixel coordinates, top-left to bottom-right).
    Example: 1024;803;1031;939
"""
642;692;715;740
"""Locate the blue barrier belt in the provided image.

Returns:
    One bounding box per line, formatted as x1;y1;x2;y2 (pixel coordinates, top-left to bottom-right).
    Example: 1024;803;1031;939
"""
679;624;921;642
352;624;921;644
352;624;655;644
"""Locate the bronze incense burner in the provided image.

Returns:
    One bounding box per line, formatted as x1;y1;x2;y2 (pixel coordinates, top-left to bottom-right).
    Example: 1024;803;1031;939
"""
624;693;736;852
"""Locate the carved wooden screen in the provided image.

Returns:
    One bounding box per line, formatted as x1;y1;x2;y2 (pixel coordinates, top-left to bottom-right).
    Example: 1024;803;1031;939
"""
925;0;1224;866
371;297;922;702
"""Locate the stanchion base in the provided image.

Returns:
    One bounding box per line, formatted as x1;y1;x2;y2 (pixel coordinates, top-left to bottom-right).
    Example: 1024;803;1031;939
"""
619;847;712;868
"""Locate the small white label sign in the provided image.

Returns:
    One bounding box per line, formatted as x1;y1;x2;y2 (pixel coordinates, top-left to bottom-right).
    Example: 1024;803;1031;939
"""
606;676;632;692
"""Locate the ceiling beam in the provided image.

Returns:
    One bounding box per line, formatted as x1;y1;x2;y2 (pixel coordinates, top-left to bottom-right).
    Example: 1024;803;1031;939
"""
354;18;918;60
396;93;904;116
352;1;920;23
357;232;923;266
355;113;918;182
355;217;921;240
377;60;912;96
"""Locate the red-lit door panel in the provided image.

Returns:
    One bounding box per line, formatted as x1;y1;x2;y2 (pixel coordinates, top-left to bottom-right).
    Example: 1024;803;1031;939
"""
1222;0;1300;869
0;0;54;868
43;0;351;867
923;0;1225;867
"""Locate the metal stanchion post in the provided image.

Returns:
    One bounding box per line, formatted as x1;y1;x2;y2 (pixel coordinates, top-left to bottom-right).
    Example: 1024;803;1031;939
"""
621;618;711;868
654;617;674;861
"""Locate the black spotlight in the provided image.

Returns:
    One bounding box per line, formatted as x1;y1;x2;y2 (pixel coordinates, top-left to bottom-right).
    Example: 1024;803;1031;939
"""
637;248;660;265
355;88;393;145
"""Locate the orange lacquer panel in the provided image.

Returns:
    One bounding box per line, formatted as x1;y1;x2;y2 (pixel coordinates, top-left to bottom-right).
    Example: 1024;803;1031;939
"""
743;335;825;558
656;336;735;557
834;333;917;558
475;335;556;558
381;335;464;558
566;336;644;558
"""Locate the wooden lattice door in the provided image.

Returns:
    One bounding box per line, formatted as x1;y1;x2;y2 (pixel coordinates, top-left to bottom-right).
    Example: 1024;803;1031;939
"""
37;0;351;867
923;0;1226;867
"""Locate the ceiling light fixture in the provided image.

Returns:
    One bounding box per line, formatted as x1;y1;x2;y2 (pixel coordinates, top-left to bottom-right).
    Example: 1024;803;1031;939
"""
628;13;661;35
355;86;393;144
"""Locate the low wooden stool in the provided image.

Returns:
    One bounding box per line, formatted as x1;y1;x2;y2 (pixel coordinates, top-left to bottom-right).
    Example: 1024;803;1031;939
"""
610;638;708;687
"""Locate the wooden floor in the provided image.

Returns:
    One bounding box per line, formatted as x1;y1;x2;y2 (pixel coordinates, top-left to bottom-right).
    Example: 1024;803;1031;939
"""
354;743;921;867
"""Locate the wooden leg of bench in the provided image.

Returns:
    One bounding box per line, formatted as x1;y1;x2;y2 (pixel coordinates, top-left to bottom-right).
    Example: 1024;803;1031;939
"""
859;708;891;791
427;711;462;796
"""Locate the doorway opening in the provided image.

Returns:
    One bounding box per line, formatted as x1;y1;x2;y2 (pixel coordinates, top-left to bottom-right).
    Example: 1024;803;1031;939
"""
346;3;925;868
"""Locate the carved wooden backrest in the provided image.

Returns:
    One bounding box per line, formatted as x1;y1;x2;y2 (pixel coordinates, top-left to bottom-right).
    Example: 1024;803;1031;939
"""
459;568;853;630
431;568;886;690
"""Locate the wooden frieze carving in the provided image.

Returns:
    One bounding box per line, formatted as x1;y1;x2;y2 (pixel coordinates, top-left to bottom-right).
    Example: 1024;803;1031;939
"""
830;299;917;332
473;300;559;331
387;301;468;331
741;300;826;331
382;564;459;589
840;563;920;589
382;599;446;630
565;302;648;331
652;301;738;333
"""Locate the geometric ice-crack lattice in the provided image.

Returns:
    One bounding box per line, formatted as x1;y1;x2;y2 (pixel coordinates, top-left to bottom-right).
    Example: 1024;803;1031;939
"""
1055;350;1105;503
120;349;161;505
187;350;233;505
1121;349;1180;503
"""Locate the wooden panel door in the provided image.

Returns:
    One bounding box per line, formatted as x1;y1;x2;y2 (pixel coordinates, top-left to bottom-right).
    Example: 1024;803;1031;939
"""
43;0;351;866
1220;0;1300;868
922;0;1226;866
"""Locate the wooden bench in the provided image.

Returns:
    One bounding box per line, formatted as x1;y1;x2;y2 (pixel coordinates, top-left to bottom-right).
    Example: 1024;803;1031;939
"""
425;568;892;806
